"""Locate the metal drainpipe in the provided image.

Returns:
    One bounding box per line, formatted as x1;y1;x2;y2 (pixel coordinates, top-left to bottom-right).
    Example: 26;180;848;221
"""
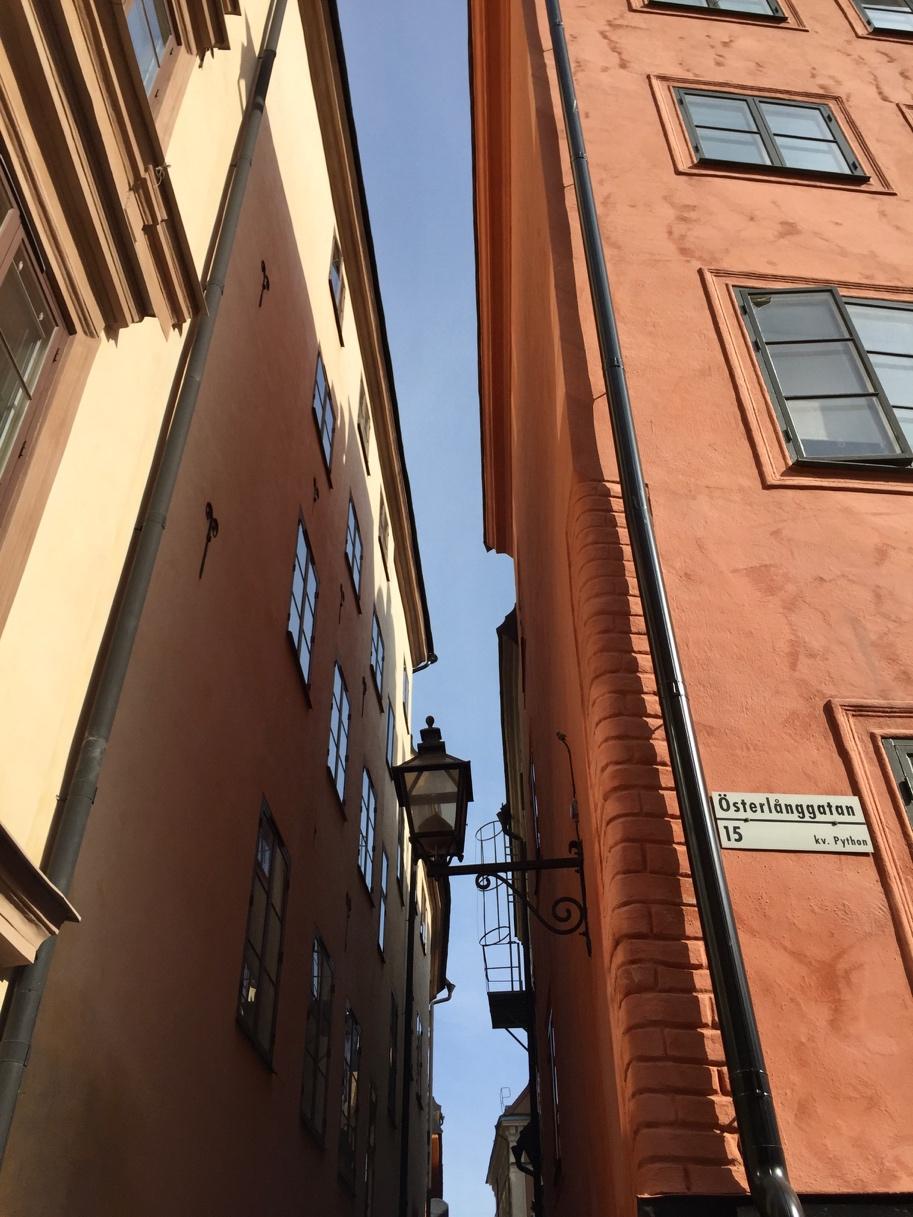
542;3;803;1215
0;0;288;1163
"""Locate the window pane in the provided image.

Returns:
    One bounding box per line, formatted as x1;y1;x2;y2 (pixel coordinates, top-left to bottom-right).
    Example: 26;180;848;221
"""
869;353;913;407
255;976;276;1052
895;407;913;449
752;292;847;342
127;3;158;91
865;4;913;26
698;129;770;164
0;250;52;390
788;396;901;457
720;0;777;12
0;344;29;476
143;0;171;57
263;911;282;980
767;341;872;397
687;95;757;131
758;102;831;140
249;878;267;952
269;848;287;911
657;0;711;6
847;304;913;356
775;136;851;174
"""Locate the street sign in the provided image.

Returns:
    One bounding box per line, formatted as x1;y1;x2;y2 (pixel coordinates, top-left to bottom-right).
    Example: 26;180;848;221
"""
712;791;873;854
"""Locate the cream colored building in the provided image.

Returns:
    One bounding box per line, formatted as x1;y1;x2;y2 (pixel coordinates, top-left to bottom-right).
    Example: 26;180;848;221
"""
487;1087;535;1217
0;2;444;1213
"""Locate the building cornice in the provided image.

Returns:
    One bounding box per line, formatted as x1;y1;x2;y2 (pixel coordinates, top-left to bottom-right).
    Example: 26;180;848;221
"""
469;0;513;555
300;0;434;665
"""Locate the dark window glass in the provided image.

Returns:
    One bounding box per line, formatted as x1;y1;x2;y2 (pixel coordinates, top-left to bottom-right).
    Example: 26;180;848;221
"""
339;1006;361;1188
329;236;346;328
402;663;409;727
386;699;396;769
546;1009;561;1166
358;381;371;465
126;0;173;94
370;611;385;694
358;769;377;890
345;499;363;595
396;808;405;893
677;90;863;177
418;890;427;953
378;850;389;954
301;936;334;1139
651;0;783;13
415;1013;425;1099
741;288;913;464
288;522;319;683
884;738;913;828
387;993;399;1121
328;664;351;800
237;804;289;1062
0;238;58;483
378;498;390;571
529;760;542;858
312;354;335;468
853;0;913;31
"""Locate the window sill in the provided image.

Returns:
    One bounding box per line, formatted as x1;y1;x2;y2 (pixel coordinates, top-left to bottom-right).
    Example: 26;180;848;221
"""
694;157;869;187
633;0;805;25
0;824;79;968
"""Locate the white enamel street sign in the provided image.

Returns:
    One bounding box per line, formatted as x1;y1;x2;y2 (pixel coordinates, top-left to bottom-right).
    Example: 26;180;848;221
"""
712;791;873;854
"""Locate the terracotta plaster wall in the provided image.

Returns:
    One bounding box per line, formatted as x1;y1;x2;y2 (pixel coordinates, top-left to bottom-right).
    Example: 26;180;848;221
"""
481;0;913;1204
0;10;434;1217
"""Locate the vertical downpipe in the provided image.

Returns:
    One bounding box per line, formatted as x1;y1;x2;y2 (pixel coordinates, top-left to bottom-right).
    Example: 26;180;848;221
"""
541;2;803;1214
0;0;289;1163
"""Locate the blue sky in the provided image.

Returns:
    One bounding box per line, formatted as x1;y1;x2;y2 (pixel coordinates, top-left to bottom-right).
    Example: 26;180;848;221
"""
335;2;523;1211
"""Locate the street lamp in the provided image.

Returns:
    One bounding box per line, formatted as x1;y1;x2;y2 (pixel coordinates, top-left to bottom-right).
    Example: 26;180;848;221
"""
392;717;473;862
392;718;590;1217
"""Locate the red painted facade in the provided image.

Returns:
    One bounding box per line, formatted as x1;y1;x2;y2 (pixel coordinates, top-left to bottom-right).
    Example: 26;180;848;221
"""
472;0;913;1212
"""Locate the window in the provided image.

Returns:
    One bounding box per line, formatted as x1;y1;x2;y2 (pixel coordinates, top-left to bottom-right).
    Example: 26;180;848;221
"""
288;522;319;684
415;1013;425;1100
363;1083;377;1217
345;499;364;596
546;1008;562;1167
329;235;346;333
358;769;377;890
237;804;289;1063
529;760;542;858
651;0;783;15
396;809;405;894
378;850;389;954
126;0;174;97
852;0;913;32
739;288;913;464
0;172;64;500
386;699;396;770
402;663;409;728
885;738;913;827
312;353;335;469
339;1005;361;1189
378;498;390;573
328;665;351;801
357;381;372;466
370;611;385;695
301;936;334;1139
387;993;399;1121
676;90;865;178
418;890;427;953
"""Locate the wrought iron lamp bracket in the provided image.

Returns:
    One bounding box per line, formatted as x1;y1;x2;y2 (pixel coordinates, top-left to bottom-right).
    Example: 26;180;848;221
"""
428;841;592;955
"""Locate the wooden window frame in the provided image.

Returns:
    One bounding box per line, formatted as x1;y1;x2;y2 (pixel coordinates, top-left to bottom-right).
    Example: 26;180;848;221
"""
676;88;867;181
287;518;319;689
301;935;334;1142
357;380;371;469
345;497;364;599
739;286;913;468
357;768;377;892
237;801;289;1066
378;849;389;955
328;663;351;804
329;234;346;343
339;1004;362;1191
312;352;336;474
370;610;385;698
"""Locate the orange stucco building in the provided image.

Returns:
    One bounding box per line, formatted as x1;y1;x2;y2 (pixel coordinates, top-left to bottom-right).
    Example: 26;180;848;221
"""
0;2;446;1214
471;0;913;1215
